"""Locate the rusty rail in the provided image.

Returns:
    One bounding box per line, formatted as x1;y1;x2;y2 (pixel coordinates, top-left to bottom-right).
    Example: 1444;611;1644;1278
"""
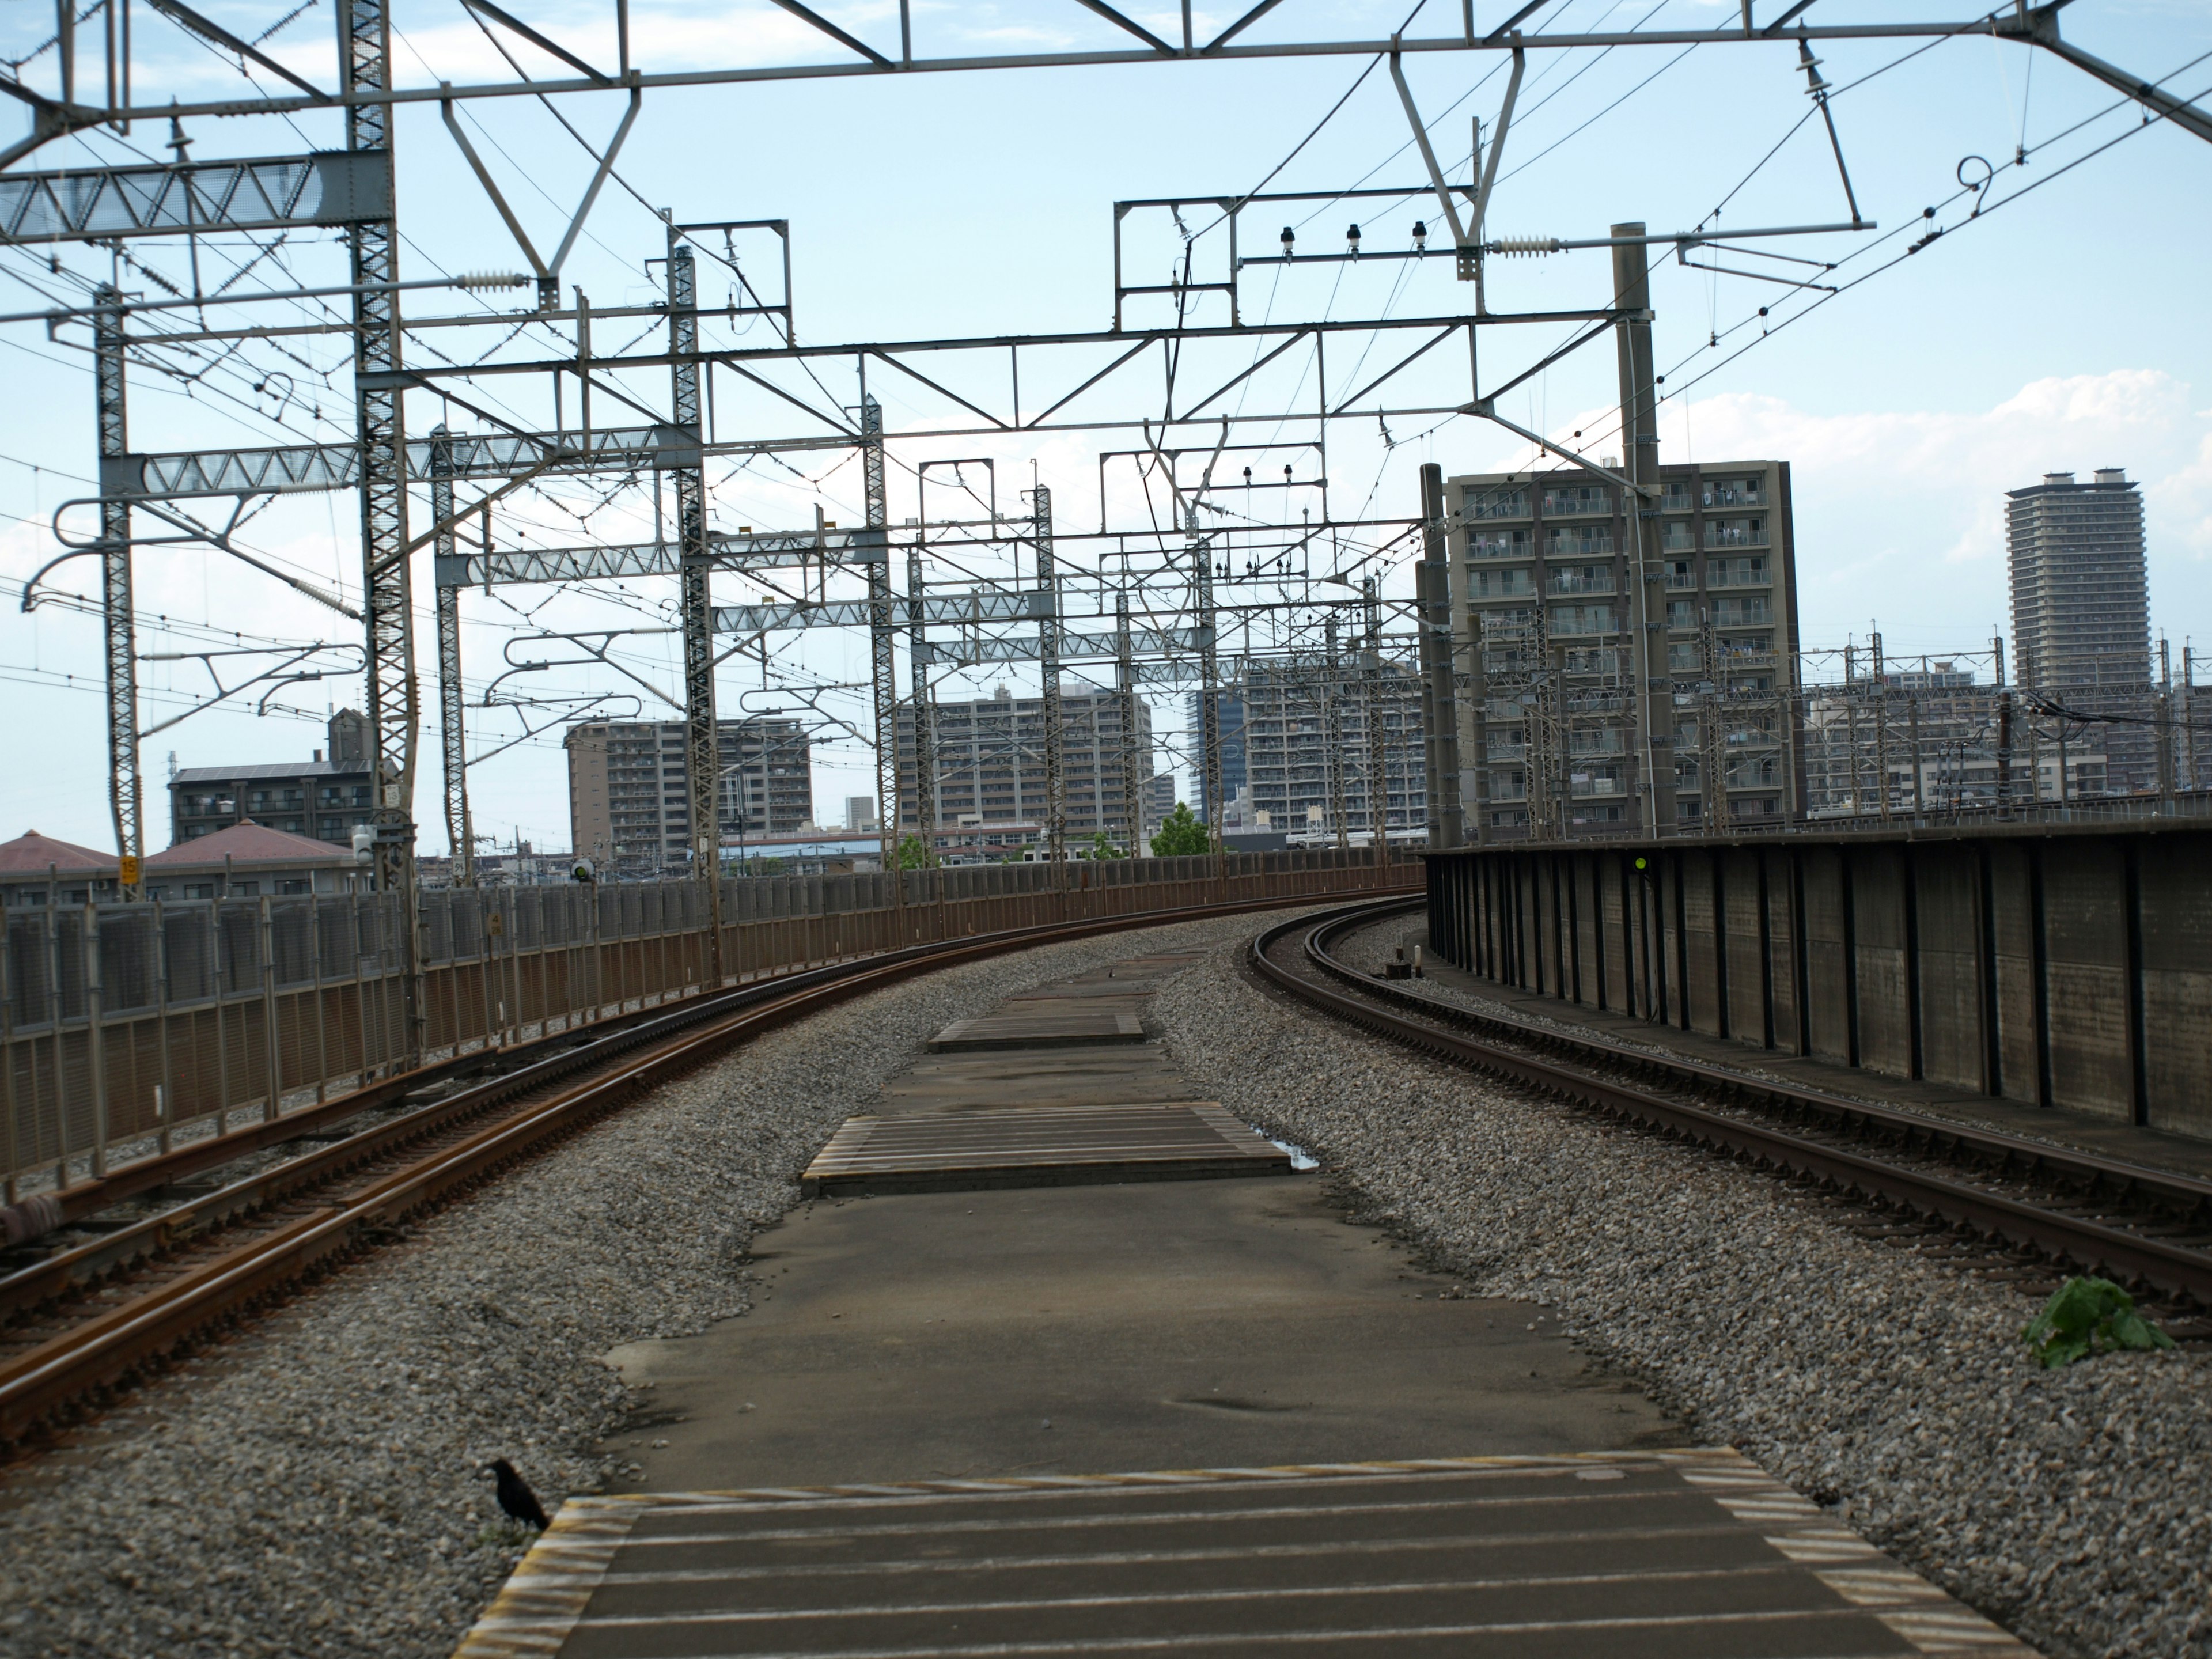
0;879;1416;1448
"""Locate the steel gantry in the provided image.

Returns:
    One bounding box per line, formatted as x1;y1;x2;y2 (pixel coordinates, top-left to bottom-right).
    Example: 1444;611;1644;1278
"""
18;0;2198;924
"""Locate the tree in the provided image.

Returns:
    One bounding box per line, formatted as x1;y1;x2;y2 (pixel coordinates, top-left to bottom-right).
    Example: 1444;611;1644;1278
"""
1082;830;1125;860
895;834;934;870
1149;802;1211;857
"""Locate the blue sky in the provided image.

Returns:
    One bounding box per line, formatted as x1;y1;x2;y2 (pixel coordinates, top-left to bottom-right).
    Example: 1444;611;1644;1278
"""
2;0;2208;851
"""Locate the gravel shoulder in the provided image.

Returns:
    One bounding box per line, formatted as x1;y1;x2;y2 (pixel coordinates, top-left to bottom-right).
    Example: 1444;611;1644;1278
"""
1156;925;2212;1659
0;911;1288;1659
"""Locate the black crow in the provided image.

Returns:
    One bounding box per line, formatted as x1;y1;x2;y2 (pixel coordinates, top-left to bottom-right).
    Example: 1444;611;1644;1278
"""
481;1458;551;1529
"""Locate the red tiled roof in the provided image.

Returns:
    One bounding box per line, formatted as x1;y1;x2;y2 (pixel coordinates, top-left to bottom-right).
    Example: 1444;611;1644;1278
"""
0;830;114;874
148;820;347;866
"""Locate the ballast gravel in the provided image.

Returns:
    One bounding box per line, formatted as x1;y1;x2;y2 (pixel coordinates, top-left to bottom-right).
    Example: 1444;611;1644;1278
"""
0;912;1278;1659
1157;925;2212;1659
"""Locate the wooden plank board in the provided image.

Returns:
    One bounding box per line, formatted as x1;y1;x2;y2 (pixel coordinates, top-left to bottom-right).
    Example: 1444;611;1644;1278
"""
459;1450;2040;1658
874;1049;1200;1112
926;1008;1146;1052
800;1102;1290;1196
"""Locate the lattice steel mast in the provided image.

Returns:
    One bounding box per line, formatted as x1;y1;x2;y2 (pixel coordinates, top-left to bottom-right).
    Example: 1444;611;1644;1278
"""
668;237;723;978
94;285;141;890
860;397;903;915
1031;486;1065;862
431;426;472;884
343;0;422;1055
1115;590;1142;852
906;539;938;859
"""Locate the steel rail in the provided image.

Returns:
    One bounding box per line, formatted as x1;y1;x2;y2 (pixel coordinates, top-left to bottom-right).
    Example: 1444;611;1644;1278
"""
0;878;1416;1449
1251;899;2212;1310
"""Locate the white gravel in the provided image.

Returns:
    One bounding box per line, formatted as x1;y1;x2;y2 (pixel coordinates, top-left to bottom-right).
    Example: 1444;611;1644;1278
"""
1158;926;2212;1659
0;911;1282;1659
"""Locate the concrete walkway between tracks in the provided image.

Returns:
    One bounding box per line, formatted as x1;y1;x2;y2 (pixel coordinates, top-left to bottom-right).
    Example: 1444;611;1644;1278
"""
457;937;2037;1658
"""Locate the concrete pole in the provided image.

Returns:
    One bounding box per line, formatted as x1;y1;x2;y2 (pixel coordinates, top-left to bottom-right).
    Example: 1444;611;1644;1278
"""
1612;223;1676;838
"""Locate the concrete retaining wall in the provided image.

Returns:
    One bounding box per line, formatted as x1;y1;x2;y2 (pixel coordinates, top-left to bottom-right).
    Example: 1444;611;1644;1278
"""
1424;824;2211;1140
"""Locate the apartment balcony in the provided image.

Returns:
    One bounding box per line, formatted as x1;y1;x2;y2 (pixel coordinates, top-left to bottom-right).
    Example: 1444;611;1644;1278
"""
1464;487;1530;520
1544;530;1614;558
1658;523;1696;553
1704;517;1769;550
1660;486;1695;513
1547;570;1615;597
1712;598;1772;626
1467;529;1532;559
1548;605;1618;637
1702;479;1767;509
1541;485;1611;517
1707;556;1770;588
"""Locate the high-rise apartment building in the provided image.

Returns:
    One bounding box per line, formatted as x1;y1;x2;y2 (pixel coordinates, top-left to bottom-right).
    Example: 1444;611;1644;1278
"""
1195;664;1425;837
565;717;813;873
894;681;1152;839
2006;469;2152;794
2007;469;2150;691
1184;691;1249;825
1446;459;1801;834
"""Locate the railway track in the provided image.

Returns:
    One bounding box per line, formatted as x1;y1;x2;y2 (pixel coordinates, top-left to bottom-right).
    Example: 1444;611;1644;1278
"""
0;886;1411;1452
1253;899;2212;1330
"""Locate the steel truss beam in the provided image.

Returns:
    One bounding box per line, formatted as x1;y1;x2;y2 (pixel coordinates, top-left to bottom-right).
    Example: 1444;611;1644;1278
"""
39;20;2010;131
0;151;389;247
435;529;883;589
711;589;1048;637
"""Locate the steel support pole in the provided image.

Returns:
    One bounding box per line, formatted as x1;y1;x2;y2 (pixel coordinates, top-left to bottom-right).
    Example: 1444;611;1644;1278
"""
431;426;473;885
1364;576;1389;871
1418;462;1464;848
668;238;724;980
1115;590;1142;853
1325;611;1349;850
1613;222;1676;838
1032;486;1066;863
344;0;421;1060
93;286;142;892
1192;505;1224;859
859;397;904;924
906;539;938;859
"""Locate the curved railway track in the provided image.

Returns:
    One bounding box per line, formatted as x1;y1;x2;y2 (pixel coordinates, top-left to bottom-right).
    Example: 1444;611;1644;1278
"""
1254;899;2212;1326
0;888;1410;1452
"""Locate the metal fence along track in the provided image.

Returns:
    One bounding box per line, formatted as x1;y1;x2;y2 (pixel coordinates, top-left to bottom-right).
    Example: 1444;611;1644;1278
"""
1252;900;2212;1313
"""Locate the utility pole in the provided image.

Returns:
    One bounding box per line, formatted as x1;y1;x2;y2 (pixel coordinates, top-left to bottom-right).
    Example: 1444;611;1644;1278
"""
1613;222;1676;838
431;426;473;885
1115;590;1143;853
1032;486;1066;863
1363;576;1390;872
668;236;724;981
906;539;937;862
861;397;904;921
94;285;141;895
1418;463;1464;847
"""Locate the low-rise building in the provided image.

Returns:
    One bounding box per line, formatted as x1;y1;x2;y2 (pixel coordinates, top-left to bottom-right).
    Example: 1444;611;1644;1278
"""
169;709;377;847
